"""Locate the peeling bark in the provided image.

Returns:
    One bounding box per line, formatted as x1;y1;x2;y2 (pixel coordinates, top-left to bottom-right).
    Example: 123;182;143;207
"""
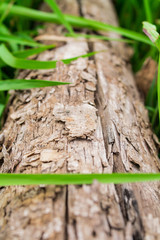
0;0;160;239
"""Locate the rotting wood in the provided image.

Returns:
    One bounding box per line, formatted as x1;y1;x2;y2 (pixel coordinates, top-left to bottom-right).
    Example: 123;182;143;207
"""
0;0;160;239
135;58;157;98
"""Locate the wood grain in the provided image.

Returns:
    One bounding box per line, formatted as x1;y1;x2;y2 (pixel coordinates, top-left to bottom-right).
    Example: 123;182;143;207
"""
0;0;160;239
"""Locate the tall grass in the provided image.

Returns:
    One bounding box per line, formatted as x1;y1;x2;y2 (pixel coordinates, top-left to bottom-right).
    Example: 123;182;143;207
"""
116;0;160;139
115;0;159;71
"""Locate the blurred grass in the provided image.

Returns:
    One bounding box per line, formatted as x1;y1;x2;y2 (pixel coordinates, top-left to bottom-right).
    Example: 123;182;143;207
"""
115;0;160;72
0;0;44;127
115;0;160;139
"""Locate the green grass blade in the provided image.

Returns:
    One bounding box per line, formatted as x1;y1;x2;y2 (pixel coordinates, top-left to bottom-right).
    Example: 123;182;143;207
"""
145;74;157;107
0;79;70;91
0;3;153;46
45;0;75;36
72;18;152;45
0;23;11;35
0;59;7;68
0;34;43;47
0;23;18;51
145;106;155;112
0;103;4;116
0;173;160;186
143;0;153;23
0;45;55;68
156;20;160;25
158;53;160;121
151;104;158;126
62;51;101;64
13;44;55;58
66;33;134;43
0;44;100;70
0;0;15;24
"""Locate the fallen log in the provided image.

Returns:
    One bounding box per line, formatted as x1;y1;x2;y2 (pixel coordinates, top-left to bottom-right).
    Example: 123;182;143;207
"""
0;0;160;239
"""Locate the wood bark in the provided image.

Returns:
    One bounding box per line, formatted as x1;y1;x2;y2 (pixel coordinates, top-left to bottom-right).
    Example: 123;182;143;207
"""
0;0;160;239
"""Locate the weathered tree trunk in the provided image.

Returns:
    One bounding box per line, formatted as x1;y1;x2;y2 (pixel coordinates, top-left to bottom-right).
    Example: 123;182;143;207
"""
0;0;160;239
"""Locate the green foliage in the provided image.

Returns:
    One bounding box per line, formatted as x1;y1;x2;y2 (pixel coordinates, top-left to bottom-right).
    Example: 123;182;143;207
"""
0;3;153;45
0;0;51;121
0;79;69;91
143;0;153;23
13;44;55;58
0;33;43;46
115;0;160;71
66;33;134;43
143;22;159;44
142;22;160;125
115;0;160;149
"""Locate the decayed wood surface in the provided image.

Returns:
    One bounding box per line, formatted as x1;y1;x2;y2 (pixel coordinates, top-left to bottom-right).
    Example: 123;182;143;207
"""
135;58;157;98
0;0;160;239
